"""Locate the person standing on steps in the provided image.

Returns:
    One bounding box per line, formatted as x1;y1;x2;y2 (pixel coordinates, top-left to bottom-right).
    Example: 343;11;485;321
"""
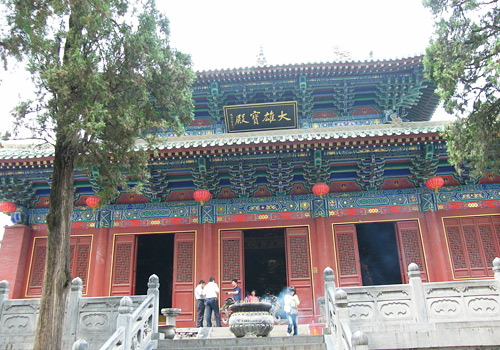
226;278;242;303
194;280;206;327
284;286;300;336
204;276;221;327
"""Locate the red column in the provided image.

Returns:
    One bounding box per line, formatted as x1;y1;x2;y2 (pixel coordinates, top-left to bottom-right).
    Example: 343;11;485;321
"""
90;227;110;296
311;216;334;320
0;225;32;298
422;210;451;281
198;223;216;281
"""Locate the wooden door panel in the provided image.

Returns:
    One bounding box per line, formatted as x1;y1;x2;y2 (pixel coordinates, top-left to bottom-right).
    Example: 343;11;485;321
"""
110;235;137;296
334;224;362;287
70;236;92;294
444;216;499;279
173;232;195;322
476;217;499;276
220;230;244;298
395;221;428;283
285;227;313;320
27;237;47;296
443;218;471;278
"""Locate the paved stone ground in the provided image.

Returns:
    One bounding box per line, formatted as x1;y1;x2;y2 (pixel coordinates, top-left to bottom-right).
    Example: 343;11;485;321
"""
173;324;313;339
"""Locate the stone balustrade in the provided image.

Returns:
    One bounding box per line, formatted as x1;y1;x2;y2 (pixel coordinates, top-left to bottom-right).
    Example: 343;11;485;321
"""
0;274;160;350
324;257;500;350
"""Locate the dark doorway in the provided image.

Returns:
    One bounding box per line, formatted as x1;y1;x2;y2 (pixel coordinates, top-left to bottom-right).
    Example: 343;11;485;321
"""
356;222;402;285
244;228;287;298
136;234;174;308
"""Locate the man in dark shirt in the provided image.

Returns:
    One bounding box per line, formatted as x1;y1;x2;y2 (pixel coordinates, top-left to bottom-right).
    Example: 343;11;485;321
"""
226;278;242;302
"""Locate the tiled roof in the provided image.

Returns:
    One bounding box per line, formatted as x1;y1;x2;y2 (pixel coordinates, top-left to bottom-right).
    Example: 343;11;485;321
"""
195;56;425;81
0;121;450;161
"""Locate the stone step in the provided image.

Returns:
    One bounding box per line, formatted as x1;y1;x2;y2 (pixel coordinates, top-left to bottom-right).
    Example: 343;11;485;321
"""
157;334;327;350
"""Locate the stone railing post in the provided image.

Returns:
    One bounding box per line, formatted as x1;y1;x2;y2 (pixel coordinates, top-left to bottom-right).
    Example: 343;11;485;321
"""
493;257;500;282
408;263;428;323
72;339;89;350
147;274;160;334
0;280;9;320
66;277;83;338
352;331;369;350
334;289;349;348
117;296;133;350
323;267;335;333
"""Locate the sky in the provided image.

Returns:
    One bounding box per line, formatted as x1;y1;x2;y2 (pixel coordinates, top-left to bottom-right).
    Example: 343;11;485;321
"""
0;0;453;239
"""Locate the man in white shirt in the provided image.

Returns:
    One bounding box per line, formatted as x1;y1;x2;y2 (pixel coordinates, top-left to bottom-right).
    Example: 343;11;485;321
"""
203;276;221;327
194;280;206;327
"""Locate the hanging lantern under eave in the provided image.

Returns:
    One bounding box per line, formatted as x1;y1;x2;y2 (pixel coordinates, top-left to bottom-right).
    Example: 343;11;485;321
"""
425;176;444;193
312;182;330;197
193;189;211;206
85;196;101;210
0;201;17;215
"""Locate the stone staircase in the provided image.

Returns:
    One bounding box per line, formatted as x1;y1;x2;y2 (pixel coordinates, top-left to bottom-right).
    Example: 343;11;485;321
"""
157;325;329;350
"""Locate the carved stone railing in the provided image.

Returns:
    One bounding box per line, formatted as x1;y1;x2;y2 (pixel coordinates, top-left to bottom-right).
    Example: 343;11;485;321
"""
323;257;500;350
324;267;368;350
0;274;160;350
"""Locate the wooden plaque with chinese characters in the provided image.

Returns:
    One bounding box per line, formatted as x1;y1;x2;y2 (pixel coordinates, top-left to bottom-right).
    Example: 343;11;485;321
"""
224;101;298;133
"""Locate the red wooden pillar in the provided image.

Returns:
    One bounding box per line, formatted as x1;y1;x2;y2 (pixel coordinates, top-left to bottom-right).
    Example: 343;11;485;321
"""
311;217;334;318
0;224;32;298
199;223;216;284
90;227;110;296
422;210;451;281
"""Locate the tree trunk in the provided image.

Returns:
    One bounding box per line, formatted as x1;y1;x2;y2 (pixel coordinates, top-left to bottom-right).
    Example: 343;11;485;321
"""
34;134;78;350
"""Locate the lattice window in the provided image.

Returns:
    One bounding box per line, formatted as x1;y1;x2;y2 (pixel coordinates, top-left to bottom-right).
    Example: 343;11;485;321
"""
289;236;310;279
113;243;132;285
478;224;498;268
463;225;485;269
494;220;500;250
29;245;46;288
176;241;194;283
446;225;468;270
69;245;75;272
75;243;91;291
337;233;358;276
400;228;425;271
222;239;240;281
445;216;499;278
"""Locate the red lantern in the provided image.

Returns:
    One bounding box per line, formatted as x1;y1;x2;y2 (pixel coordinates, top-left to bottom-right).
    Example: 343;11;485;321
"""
425;176;444;193
312;183;329;197
193;189;211;205
85;196;101;209
0;201;17;214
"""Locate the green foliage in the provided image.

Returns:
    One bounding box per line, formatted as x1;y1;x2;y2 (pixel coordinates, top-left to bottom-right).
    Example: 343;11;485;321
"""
423;0;500;177
1;0;194;201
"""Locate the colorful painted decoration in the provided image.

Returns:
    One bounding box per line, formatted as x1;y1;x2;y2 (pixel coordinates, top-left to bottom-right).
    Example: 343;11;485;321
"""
193;189;211;205
85;196;101;209
425;176;444;192
0;201;17;214
312;183;329;197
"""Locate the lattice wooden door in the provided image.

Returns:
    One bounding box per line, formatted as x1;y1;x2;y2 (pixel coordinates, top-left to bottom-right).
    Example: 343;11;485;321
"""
27;235;92;296
285;227;314;319
394;221;428;283
26;237;48;296
110;235;137;295
444;215;500;278
220;230;244;297
172;232;195;322
333;224;362;287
